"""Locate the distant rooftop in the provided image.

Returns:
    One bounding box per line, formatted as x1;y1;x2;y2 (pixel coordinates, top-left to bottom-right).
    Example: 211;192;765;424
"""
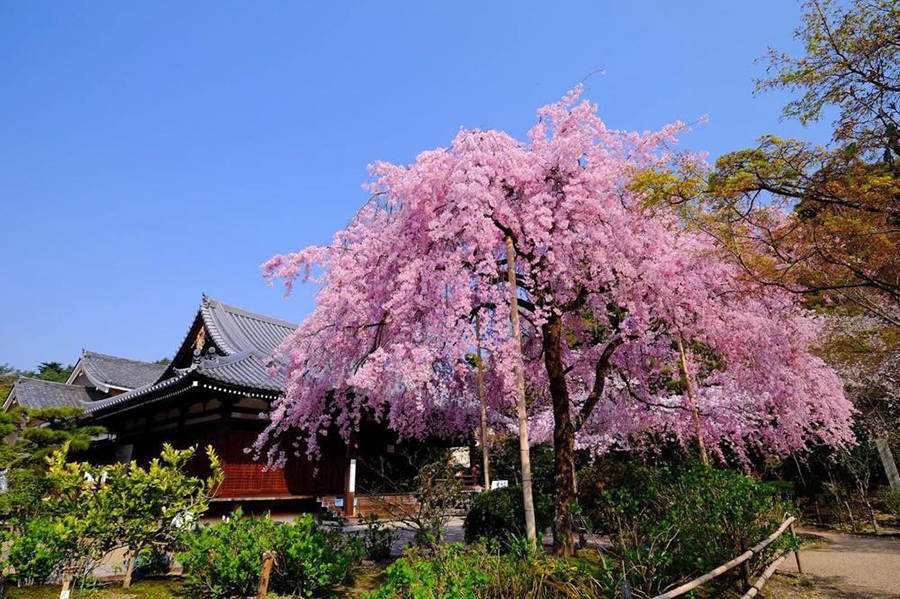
4;377;104;411
72;350;167;391
87;295;297;418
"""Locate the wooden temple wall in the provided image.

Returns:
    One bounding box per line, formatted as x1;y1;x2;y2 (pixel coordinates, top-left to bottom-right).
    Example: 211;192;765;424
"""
112;394;346;499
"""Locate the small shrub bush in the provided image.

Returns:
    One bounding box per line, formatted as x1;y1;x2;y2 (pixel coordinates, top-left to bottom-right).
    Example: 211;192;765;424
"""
177;510;359;598
581;463;794;596
463;486;553;546
272;514;360;597
357;514;396;560
364;541;620;598
878;486;900;519
131;546;172;581
6;518;67;586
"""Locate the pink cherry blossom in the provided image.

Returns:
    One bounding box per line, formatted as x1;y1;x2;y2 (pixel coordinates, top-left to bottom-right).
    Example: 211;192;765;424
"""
255;88;855;552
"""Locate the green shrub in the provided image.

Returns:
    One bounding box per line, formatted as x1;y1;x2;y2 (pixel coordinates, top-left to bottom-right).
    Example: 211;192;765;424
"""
177;510;359;598
131;546;171;581
6;518;67;586
878;486;900;518
271;514;360;596
357;514;396;560
582;463;794;596
463;486;553;546
364;541;620;598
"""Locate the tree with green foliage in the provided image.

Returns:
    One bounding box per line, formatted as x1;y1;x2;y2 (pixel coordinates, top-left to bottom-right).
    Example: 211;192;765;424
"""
43;443;223;590
0;406;105;530
33;362;74;383
636;0;899;324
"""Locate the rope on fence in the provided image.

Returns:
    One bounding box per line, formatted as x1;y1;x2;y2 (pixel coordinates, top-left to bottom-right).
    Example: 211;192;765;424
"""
651;516;797;599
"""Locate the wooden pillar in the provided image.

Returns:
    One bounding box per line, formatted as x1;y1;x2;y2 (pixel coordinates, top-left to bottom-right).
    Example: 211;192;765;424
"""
215;397;231;498
343;434;357;518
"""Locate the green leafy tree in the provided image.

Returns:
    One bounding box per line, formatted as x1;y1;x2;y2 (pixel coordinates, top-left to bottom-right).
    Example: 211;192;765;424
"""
636;0;899;323
44;443;223;589
0;407;105;531
33;362;74;383
0;364;17;404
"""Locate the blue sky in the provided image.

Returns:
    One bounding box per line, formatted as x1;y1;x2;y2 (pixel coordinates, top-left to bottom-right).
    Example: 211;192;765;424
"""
0;1;833;371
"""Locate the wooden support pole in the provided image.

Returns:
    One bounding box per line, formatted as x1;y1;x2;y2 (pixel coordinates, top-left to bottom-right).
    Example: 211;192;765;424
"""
789;521;802;574
59;570;73;599
475;313;491;490
257;551;276;598
677;337;708;466
505;234;537;543
740;538;752;589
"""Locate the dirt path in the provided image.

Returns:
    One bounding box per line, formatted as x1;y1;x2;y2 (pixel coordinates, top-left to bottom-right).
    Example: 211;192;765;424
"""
778;527;900;598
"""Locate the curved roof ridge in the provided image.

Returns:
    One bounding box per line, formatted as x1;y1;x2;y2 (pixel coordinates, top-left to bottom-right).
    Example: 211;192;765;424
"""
78;350;167;391
201;295;296;358
82;350;163;367
200;295;245;355
14;376;85;390
84;371;191;415
202;348;268;367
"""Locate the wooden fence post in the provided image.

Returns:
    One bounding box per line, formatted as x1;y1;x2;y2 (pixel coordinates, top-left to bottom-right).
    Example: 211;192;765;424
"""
788;521;802;574
740;538;752;588
59;570;73;599
258;551;276;598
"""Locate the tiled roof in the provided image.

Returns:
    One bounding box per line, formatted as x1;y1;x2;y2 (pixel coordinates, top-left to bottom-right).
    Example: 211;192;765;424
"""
79;351;167;390
200;350;284;392
83;372;191;415
5;377;104;411
199;295;297;358
89;296;296;418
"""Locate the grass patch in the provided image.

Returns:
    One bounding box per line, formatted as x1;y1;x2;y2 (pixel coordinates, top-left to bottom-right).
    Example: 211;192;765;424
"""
8;578;183;599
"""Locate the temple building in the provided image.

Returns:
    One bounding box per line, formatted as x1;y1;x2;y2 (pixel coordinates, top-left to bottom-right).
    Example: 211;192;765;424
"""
3;294;416;516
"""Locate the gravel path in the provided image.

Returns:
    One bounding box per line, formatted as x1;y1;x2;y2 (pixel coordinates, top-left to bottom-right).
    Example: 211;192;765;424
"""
779;527;900;598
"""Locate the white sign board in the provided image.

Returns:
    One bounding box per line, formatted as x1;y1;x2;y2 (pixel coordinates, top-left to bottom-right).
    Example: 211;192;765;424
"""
490;480;508;490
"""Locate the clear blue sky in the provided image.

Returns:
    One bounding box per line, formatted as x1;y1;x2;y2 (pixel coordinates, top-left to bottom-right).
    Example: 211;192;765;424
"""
0;1;832;371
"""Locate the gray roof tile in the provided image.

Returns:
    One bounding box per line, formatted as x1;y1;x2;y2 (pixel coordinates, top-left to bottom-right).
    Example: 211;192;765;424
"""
200;295;296;358
89;296;295;418
80;351;167;390
6;377;104;411
200;350;284;392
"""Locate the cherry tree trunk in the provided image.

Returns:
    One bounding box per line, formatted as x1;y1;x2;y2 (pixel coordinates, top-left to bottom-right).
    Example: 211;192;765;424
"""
543;313;576;557
505;235;537;543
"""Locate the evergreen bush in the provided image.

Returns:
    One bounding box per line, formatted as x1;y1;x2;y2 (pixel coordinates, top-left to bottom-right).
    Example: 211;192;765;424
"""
177;510;359;598
582;463;795;595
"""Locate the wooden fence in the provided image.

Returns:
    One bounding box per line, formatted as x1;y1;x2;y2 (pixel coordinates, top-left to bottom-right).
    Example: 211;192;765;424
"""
651;516;802;599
